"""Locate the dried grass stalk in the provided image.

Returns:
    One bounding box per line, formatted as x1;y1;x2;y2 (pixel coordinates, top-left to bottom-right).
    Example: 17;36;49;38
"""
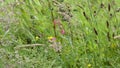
14;44;45;50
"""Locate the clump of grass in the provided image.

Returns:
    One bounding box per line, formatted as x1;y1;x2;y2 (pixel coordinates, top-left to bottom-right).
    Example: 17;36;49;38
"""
0;0;120;68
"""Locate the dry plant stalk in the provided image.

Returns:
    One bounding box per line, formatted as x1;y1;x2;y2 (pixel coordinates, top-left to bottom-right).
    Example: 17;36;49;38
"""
114;35;120;39
14;44;45;50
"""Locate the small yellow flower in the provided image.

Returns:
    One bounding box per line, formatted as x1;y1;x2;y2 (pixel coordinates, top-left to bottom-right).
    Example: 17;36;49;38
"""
48;36;56;42
35;36;39;41
48;36;54;40
88;63;91;67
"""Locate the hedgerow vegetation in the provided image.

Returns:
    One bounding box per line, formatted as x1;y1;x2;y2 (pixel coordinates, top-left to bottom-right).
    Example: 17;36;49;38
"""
0;0;120;68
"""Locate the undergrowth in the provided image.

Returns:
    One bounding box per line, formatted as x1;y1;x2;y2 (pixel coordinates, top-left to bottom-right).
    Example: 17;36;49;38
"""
0;0;120;68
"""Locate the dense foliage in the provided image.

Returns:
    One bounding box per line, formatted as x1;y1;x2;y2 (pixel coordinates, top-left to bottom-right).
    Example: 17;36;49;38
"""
0;0;120;68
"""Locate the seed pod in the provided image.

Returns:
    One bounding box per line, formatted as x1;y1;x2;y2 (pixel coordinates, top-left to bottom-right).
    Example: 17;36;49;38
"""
95;39;98;43
83;11;89;20
107;32;110;41
112;33;115;38
100;3;104;8
94;10;96;17
106;21;109;28
110;13;112;17
77;4;84;10
108;3;111;11
93;28;98;35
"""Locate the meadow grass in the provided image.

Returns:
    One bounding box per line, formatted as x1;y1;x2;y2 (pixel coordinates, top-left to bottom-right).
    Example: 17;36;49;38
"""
0;0;120;68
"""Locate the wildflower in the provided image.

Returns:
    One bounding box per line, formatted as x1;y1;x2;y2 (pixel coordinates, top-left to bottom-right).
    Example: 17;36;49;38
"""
53;19;60;25
61;29;65;34
87;63;91;67
48;36;56;42
35;36;39;41
48;36;53;40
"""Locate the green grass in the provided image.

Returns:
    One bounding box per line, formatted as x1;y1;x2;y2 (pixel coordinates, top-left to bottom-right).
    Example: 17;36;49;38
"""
0;0;120;68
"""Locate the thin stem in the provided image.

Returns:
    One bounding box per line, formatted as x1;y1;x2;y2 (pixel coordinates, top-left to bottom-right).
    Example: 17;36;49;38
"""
68;21;73;45
47;0;56;37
